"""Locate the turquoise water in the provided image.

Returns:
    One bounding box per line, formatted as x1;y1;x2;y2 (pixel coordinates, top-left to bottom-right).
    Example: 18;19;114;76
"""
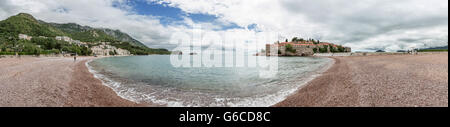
88;55;333;107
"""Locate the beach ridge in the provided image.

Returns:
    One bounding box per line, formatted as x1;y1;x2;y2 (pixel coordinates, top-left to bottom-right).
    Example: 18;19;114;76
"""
276;53;448;107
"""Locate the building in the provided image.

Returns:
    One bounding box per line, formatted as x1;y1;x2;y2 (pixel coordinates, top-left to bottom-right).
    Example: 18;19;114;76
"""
55;36;74;43
266;41;351;56
55;36;85;46
56;36;69;42
90;42;131;56
115;48;131;56
38;36;48;39
18;34;32;40
172;51;183;55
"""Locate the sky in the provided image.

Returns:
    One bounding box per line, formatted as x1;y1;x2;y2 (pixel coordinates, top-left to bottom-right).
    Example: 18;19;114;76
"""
0;0;448;52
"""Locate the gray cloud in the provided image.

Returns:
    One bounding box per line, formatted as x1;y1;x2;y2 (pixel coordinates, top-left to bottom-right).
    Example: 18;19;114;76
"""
279;0;448;51
0;0;448;52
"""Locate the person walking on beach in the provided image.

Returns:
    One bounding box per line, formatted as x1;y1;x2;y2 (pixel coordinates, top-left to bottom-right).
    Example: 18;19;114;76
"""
74;53;77;62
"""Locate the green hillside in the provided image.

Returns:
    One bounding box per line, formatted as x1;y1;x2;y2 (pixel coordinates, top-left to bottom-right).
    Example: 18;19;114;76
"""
0;13;65;38
0;13;170;55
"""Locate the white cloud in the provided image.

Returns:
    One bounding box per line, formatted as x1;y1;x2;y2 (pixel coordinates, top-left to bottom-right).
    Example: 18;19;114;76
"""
0;0;181;48
149;0;449;51
0;0;448;51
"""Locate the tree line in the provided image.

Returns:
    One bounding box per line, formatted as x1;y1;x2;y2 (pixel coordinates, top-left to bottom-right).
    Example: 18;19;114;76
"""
0;36;92;56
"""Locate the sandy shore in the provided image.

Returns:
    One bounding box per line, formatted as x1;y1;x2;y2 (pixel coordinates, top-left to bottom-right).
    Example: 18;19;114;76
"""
0;56;143;107
1;53;448;107
276;53;448;107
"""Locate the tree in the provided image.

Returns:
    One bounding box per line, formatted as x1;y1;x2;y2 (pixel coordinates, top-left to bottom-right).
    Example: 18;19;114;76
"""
109;51;115;56
319;45;329;53
330;46;339;53
292;37;298;42
314;40;320;44
51;49;60;54
0;44;4;52
285;44;296;53
337;46;345;52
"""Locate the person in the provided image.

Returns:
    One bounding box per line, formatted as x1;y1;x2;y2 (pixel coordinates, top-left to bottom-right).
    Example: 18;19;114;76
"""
74;54;77;61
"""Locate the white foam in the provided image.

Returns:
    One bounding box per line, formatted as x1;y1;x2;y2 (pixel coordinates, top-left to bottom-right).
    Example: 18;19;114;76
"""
224;58;335;107
86;60;142;103
87;60;191;106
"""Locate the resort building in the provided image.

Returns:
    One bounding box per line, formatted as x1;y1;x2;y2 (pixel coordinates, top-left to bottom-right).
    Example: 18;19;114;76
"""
55;36;86;47
90;42;131;56
18;34;32;40
55;36;73;42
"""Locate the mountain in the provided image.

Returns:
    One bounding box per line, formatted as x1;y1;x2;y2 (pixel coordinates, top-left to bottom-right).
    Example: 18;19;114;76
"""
101;29;147;47
418;45;448;52
48;22;147;47
0;13;170;55
422;45;448;50
0;13;66;38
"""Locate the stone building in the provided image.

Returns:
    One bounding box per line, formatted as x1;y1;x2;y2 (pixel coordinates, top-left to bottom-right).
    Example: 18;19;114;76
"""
55;36;86;46
18;34;32;40
55;36;73;42
266;41;351;56
90;42;131;56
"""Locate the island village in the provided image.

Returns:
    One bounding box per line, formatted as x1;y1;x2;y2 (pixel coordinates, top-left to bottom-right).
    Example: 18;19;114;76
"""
19;34;357;57
264;38;351;56
18;34;130;56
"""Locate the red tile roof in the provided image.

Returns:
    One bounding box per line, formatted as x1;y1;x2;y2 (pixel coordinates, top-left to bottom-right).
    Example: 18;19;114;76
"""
269;41;341;47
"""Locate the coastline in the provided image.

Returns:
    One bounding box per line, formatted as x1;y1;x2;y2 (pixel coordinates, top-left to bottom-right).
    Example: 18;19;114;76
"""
68;58;146;107
0;56;143;107
85;56;336;107
275;53;448;107
85;58;161;106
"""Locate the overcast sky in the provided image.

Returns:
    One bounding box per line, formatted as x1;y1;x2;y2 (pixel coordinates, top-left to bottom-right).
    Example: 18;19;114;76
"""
0;0;448;52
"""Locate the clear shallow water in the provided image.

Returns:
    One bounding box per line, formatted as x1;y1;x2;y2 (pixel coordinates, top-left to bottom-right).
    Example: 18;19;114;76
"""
88;55;333;107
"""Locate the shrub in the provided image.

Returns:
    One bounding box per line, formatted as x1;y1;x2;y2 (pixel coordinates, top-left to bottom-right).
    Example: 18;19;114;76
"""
313;48;318;53
319;45;329;53
285;44;296;53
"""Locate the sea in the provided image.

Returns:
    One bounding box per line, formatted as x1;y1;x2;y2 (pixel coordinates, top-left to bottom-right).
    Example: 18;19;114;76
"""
87;55;333;107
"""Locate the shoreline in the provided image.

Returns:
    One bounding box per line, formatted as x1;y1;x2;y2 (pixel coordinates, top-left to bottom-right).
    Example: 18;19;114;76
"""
85;58;162;107
275;53;448;107
67;58;145;107
1;53;447;107
273;57;357;107
84;56;335;107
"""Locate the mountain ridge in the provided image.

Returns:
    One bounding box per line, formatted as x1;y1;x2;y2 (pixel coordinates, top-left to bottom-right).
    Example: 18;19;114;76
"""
0;13;170;55
422;45;448;50
47;22;147;47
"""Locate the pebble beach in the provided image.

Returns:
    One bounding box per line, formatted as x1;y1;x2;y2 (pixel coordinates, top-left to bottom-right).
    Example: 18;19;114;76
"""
0;53;448;107
276;53;448;107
